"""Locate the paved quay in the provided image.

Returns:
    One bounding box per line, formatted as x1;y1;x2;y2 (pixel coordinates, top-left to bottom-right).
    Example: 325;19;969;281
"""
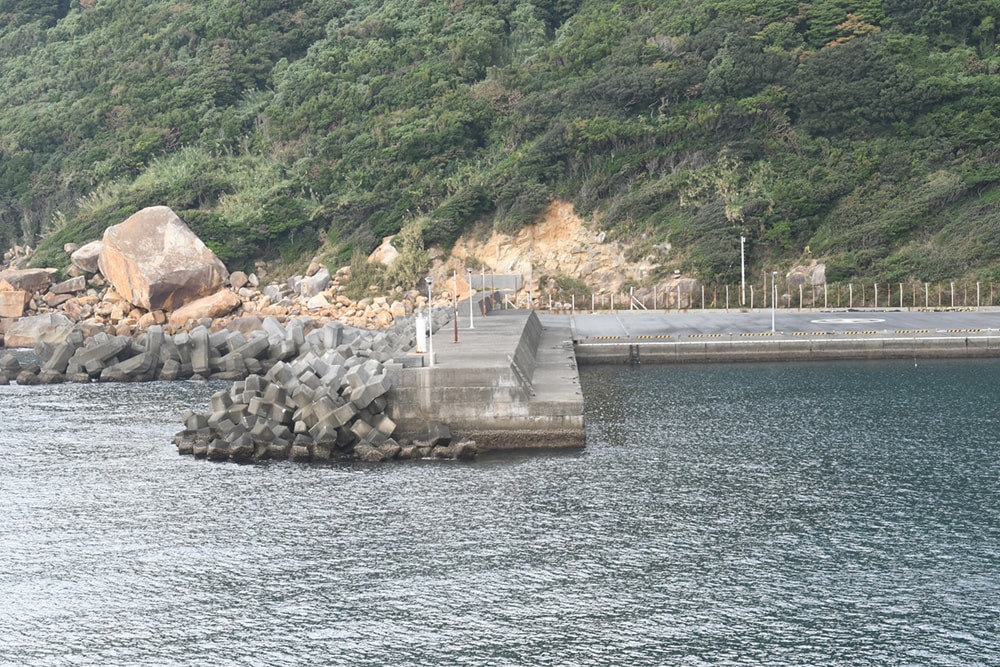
541;307;1000;364
386;307;585;449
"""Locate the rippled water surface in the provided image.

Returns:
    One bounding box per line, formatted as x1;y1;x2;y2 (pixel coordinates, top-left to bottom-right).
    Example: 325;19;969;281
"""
2;360;999;666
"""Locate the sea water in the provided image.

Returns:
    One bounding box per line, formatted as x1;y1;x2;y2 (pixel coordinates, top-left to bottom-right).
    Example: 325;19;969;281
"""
1;359;997;665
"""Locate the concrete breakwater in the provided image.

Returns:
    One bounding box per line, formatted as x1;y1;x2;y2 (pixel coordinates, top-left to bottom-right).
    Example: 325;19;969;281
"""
387;309;585;449
573;334;1000;364
2;302;586;462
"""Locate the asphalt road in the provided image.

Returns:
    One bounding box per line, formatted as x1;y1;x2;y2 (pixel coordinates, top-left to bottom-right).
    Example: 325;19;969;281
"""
538;308;1000;340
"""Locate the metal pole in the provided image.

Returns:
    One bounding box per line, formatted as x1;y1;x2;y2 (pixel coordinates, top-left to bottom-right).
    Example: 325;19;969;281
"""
740;235;746;306
925;282;929;309
453;270;458;343
481;265;486;316
425;277;434;367
528;247;533;309
771;271;777;332
467;268;474;328
951;281;955;308
726;284;730;311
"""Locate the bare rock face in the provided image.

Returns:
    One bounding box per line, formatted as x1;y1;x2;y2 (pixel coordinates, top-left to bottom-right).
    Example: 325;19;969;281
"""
98;206;229;311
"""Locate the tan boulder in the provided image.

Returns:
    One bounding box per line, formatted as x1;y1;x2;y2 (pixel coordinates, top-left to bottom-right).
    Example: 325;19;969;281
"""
389;300;408;318
50;275;87;294
229;270;249;289
0;290;28;318
98;206;229;311
369;236;400;267
44;292;73;308
61;298;93;321
137;310;166;330
2;313;74;347
70;240;103;273
0;268;52;293
167;289;242;327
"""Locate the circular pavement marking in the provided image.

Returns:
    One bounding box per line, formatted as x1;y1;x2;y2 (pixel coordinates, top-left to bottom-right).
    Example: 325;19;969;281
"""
811;318;886;324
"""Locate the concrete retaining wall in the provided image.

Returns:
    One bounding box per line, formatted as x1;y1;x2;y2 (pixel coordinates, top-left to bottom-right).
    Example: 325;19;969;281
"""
575;335;1000;364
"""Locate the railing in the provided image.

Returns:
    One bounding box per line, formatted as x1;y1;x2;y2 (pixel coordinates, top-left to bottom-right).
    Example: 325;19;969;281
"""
530;280;998;313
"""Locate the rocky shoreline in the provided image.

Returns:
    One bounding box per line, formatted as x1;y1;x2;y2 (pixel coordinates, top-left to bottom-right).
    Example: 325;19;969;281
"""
0;206;478;463
1;306;476;463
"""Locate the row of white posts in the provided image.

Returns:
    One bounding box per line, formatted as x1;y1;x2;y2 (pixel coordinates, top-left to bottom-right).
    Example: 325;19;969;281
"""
536;281;993;313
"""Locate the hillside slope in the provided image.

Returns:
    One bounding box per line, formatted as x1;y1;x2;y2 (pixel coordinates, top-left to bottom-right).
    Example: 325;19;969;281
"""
3;0;1000;284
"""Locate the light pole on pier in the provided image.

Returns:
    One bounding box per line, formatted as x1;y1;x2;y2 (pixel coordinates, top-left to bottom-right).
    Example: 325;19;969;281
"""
771;271;778;333
467;267;475;329
425;276;434;367
741;235;747;306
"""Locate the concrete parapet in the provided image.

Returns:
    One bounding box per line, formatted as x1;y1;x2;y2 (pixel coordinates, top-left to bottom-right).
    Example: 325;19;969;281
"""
574;335;1000;365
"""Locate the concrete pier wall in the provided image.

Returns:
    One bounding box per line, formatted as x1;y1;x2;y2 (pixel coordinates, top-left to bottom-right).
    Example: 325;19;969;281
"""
387;310;585;449
574;335;1000;365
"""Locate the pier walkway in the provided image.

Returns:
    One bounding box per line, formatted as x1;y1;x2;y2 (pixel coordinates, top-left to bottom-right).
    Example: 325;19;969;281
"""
386;308;585;449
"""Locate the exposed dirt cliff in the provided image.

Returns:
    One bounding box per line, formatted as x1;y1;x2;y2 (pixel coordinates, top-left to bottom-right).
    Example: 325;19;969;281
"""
445;201;660;298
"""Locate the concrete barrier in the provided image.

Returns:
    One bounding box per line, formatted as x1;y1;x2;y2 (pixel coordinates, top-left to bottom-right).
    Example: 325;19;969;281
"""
574;335;1000;364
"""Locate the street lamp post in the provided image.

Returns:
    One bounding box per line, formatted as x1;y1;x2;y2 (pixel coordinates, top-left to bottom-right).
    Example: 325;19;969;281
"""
741;235;746;306
425;276;434;367
453;269;459;343
467;267;475;329
771;271;778;333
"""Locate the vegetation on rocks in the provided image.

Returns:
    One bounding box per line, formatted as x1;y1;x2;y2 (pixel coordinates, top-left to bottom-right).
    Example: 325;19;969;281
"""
4;0;1000;285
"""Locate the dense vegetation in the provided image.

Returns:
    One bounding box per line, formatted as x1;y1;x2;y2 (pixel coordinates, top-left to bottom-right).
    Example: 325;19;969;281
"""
4;0;1000;284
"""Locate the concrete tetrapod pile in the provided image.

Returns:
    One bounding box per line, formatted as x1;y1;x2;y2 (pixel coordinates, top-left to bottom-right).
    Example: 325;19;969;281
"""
1;306;472;463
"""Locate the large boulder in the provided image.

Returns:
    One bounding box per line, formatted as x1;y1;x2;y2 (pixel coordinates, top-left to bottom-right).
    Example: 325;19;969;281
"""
2;313;74;348
368;236;400;267
70;240;104;274
0;289;28;318
98;206;229;311
0;268;52;293
167;289;242;327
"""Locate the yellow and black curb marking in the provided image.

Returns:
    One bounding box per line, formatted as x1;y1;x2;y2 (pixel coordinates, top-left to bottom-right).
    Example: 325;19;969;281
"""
946;328;982;333
592;335;621;340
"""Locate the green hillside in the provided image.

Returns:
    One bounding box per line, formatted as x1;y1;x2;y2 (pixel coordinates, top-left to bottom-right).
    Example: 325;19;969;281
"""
3;0;1000;284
